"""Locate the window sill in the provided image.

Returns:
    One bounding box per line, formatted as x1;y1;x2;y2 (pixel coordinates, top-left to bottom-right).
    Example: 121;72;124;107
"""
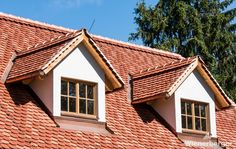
177;131;218;144
54;115;112;134
61;111;97;120
182;129;208;135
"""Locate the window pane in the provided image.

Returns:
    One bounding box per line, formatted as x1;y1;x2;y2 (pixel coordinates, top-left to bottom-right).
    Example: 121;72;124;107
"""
186;102;192;115
187;116;193;129
87;100;94;115
202;119;207;131
194;104;200;116
69;82;76;96
201;105;206;117
87;85;94;99
79;83;86;98
79;99;86;114
181;102;185;114
69;98;76;112
61;80;67;95
182;116;186;128
195;118;201;130
61;96;68;111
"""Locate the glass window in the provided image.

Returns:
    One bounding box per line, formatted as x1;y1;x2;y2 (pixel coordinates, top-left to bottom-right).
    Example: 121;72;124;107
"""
61;79;96;117
61;96;68;111
61;80;67;95
181;100;208;132
69;82;76;96
79;99;86;114
79;83;86;98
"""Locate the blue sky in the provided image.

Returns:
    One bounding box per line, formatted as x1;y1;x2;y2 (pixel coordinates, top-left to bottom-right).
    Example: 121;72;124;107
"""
0;0;235;44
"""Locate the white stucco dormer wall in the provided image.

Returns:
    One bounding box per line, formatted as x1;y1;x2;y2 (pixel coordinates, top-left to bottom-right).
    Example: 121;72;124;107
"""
30;71;53;113
30;43;106;122
175;69;216;137
53;43;106;122
148;96;176;130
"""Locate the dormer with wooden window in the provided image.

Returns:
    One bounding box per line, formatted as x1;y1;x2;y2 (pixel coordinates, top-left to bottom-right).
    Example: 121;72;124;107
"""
131;56;233;144
181;100;209;133
6;29;124;131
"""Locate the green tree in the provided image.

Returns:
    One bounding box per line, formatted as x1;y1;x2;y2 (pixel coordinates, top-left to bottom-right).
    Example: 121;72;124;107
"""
130;0;236;101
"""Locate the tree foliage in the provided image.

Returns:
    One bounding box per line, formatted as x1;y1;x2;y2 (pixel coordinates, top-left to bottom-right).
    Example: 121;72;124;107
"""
130;0;236;101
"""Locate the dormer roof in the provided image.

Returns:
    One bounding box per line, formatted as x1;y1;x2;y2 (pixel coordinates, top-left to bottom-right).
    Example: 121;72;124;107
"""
131;56;233;108
6;29;124;91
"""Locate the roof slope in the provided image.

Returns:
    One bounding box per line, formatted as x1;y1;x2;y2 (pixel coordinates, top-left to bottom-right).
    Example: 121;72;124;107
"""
0;13;73;81
216;107;236;148
92;35;183;83
0;82;186;148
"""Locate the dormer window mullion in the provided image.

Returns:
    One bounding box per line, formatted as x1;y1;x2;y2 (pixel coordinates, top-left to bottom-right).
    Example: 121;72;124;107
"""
76;83;79;114
192;103;195;131
67;81;69;112
86;85;88;114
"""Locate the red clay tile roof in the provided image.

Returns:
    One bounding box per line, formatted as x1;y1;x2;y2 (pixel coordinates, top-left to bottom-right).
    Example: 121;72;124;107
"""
0;12;235;148
216;107;236;148
92;35;184;60
0;13;188;148
6;29;124;89
92;36;183;83
131;57;197;103
0;13;72;81
0;82;187;148
7;31;81;81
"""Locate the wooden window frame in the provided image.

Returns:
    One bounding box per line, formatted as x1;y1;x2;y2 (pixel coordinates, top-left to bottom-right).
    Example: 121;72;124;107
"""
181;99;210;134
61;77;98;119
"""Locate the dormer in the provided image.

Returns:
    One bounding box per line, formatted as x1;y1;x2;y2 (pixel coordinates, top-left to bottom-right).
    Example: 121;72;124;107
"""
6;29;124;130
130;56;233;145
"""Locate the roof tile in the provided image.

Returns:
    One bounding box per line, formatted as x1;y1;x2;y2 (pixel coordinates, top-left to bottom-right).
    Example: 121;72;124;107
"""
216;107;236;148
7;34;75;80
131;57;197;102
0;82;187;148
0;13;70;80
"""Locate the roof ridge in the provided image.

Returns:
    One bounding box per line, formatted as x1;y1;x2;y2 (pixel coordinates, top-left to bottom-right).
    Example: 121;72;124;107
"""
0;12;75;33
132;56;197;79
16;30;81;57
92;34;184;60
